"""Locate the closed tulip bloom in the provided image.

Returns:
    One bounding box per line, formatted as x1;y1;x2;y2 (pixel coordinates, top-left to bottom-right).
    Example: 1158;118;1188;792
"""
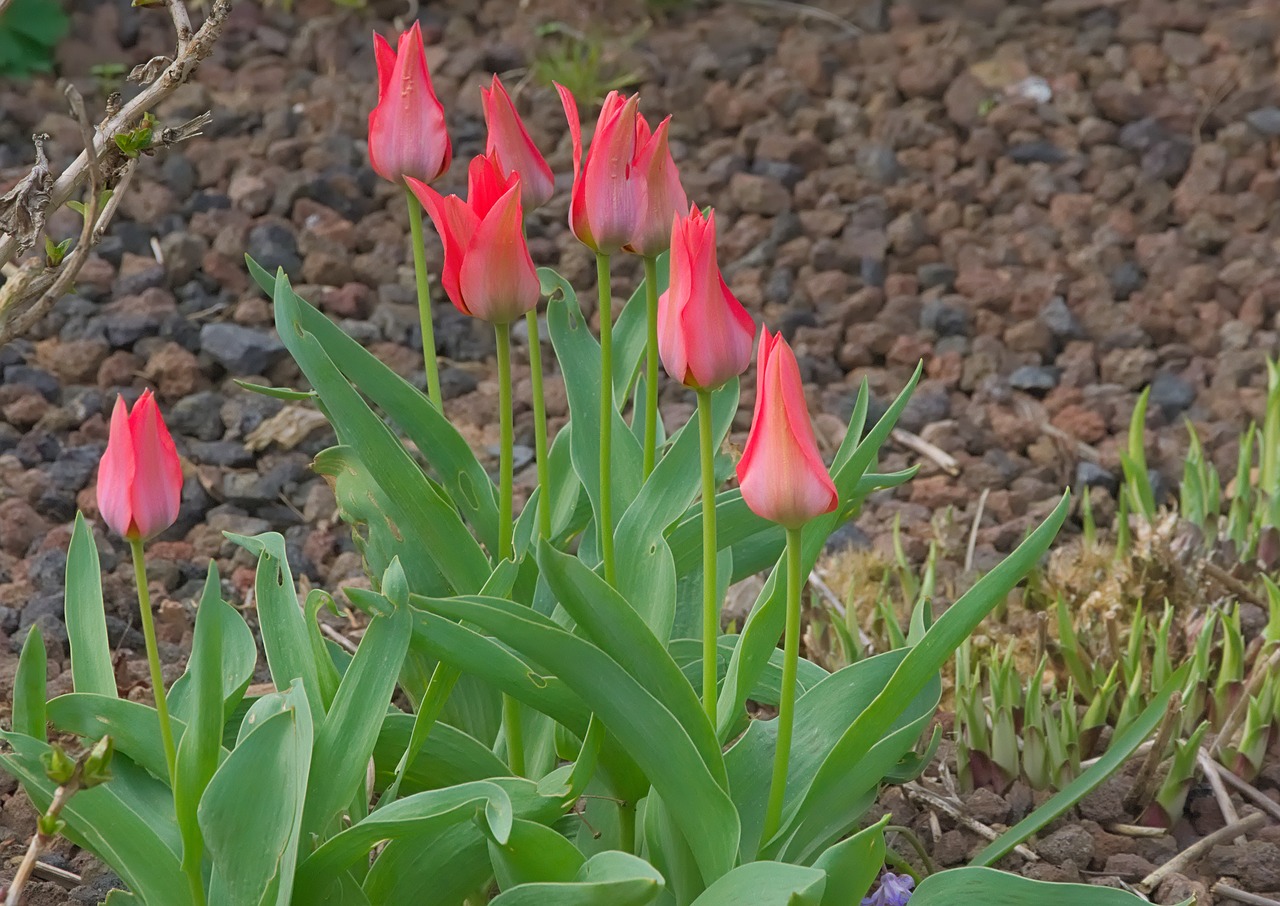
97;389;184;541
368;22;451;185
657;206;754;390
482;75;555;211
626;115;687;258
408;153;541;324
557;85;641;254
736;329;838;528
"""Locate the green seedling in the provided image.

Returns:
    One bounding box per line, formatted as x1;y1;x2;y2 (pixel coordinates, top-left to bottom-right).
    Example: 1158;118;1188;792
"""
1145;721;1209;828
114;112;157;158
43;235;72;267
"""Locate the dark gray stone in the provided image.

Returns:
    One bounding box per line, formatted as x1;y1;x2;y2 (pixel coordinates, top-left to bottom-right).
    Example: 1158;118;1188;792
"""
1008;365;1060;393
855;144;900;184
11;613;67;656
246;222;302;279
19;591;63;629
26;548;67;590
1007;141;1069;164
200;323;286;374
917;262;957;292
1149;370;1196;416
1076;460;1118;493
1109;261;1146;300
920;297;969;336
1039;295;1084;339
167;391;226;440
185;440;255;468
3;365;60;401
1246;107;1280;136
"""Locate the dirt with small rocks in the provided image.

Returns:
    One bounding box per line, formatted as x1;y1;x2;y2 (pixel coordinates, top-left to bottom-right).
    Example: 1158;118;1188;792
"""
4;0;1280;900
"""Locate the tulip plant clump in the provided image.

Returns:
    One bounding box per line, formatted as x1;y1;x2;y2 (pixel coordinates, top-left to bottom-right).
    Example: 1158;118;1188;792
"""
3;22;1196;906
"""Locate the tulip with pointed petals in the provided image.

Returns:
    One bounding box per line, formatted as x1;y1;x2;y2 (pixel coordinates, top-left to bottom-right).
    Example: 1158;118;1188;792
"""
368;22;451;186
657;205;755;391
482;75;555;211
408;154;541;325
97;389;184;541
626;115;687;258
736;329;839;528
557;85;641;255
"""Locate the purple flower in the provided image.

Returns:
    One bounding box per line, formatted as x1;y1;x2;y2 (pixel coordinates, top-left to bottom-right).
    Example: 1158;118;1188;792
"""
861;871;915;906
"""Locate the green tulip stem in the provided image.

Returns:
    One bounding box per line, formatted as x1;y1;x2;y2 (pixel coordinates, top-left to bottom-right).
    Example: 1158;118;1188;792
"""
761;526;804;849
619;797;637;855
642;255;661;479
526;309;553;540
596;251;617;587
127;537;177;787
697;389;719;724
405;187;443;411
495;321;514;562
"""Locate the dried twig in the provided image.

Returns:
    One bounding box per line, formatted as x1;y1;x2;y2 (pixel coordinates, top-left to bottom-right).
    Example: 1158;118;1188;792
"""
808;565;876;654
892;427;960;476
1215;881;1280;906
1104;823;1170;837
0;0;230;267
1125;692;1182;814
1216;646;1280;755
1138;811;1266;894
1214;763;1280;823
728;0;863;35
903;781;1040;862
964;488;989;573
1198;750;1243;837
320;622;360;655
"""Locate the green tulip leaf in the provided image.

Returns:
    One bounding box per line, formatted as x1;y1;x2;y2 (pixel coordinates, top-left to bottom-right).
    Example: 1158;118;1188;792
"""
66;512;115;697
13;624;47;741
48;693;191;785
489;816;587;889
811;816;889;906
490;850;666;906
168;564;257;730
911;867;1191;905
688;860;825;906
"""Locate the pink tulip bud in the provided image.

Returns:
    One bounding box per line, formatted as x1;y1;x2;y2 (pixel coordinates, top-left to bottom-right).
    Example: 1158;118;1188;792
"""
481;75;556;211
557;85;641;255
657;206;755;391
97;389;184;541
368;22;451;186
736;329;838;528
626;115;687;258
408;153;541;325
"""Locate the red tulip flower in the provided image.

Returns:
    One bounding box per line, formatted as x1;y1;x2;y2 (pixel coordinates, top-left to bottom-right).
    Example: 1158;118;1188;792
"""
97;389;184;541
368;22;451;186
625;114;687;258
736;329;839;528
482;75;555;212
557;85;641;255
657;206;755;391
408;153;541;325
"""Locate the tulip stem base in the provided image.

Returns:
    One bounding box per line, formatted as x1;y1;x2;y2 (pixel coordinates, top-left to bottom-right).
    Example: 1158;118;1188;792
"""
502;693;526;778
526;309;553;540
128;537;177;787
697;389;719;726
642;256;660;479
760;526;804;852
406;187;443;412
596;252;617;587
496;321;514;561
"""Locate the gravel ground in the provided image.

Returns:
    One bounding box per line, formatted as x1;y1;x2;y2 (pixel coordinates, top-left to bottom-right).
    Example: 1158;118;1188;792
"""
3;0;1280;900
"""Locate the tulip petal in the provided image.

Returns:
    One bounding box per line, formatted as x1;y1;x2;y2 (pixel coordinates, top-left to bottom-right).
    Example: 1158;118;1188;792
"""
367;22;451;185
458;181;541;324
372;31;395;102
97;395;137;538
736;330;837;527
627;116;688;258
581;93;640;254
467;153;517;220
126;389;183;539
484;76;556;211
409;177;479;315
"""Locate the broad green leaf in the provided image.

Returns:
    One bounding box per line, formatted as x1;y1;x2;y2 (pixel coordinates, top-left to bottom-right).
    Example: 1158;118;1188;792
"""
489;817;587;889
725;651;936;860
688;861;825;906
302;588;343;709
668;637;827;708
104;892;139;905
232;379;316;401
545;276;645;566
224;531;325;727
373;712;508;793
642;793;703;906
614;380;737;641
409;608;592;734
304;588;412;838
417;593;741;886
13;624;47;741
249;257;500;552
362;822;494;905
174;565;231;891
168;567;257;728
811;817;889;906
66;513;114;696
48;694;188;783
0;733;189;904
537;542;727;786
490;850;666;906
971;662;1192;867
270;267;489;594
200;681;313;906
313;445;452;603
912;867;1191;905
773;494;1069;861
